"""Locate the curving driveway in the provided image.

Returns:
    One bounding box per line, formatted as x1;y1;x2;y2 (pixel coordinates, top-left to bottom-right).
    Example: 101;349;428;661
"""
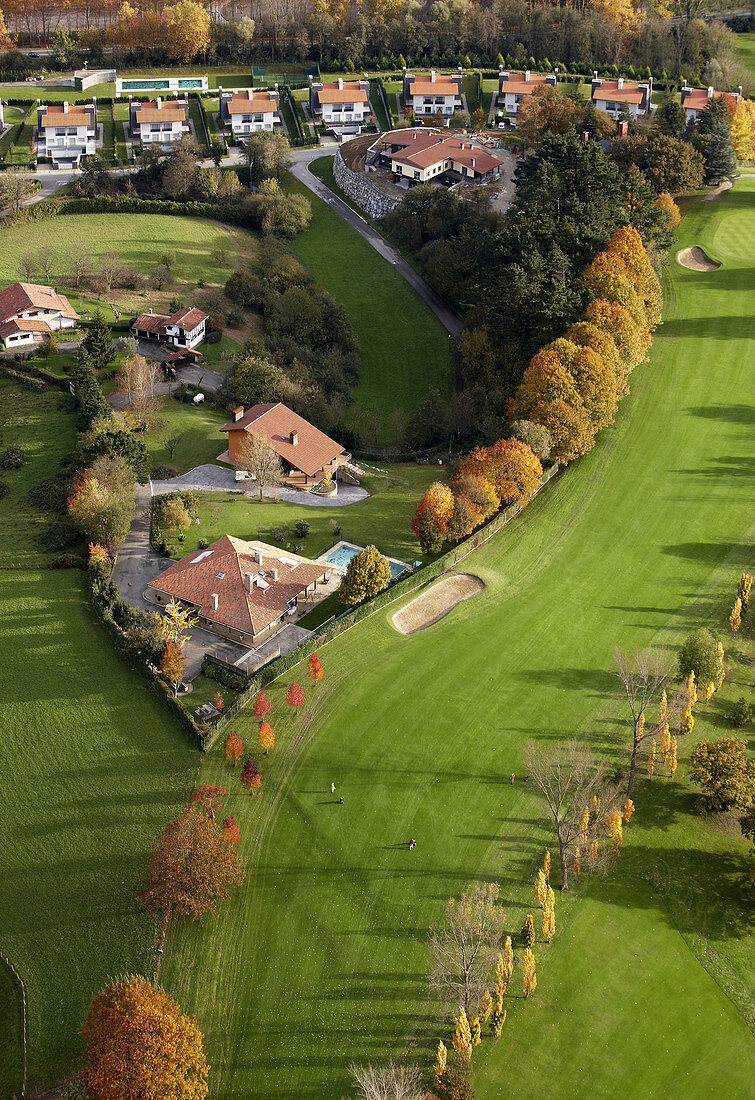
151;463;369;505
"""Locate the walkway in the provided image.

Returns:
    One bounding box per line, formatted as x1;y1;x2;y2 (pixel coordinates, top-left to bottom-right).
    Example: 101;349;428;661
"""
151;463;369;506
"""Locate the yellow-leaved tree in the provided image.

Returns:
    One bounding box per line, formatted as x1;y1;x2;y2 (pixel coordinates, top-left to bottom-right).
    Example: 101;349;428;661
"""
81;976;209;1100
0;6;13;49
730;98;753;161
433;1039;447;1083
521;948;537;997
452;1006;473;1060
534;868;547;907
163;0;210;61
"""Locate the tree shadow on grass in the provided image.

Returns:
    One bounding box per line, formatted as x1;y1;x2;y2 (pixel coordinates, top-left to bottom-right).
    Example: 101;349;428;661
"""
674;456;755;480
514;666;616;698
686;404;755;425
662;541;754;563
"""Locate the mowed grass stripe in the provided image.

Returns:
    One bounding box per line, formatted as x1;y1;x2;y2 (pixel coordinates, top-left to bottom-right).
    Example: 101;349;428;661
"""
286;173;456;439
0;570;196;1087
160;179;755;1098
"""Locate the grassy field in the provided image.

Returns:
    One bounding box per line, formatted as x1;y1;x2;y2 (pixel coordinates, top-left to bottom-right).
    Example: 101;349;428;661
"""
736;32;755;84
0;213;238;291
159;180;755;1098
285;174;455;442
143;396;228;474
160;463;443;563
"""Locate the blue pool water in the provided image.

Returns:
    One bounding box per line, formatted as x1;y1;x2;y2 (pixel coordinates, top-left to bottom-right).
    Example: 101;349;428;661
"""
323;543;408;578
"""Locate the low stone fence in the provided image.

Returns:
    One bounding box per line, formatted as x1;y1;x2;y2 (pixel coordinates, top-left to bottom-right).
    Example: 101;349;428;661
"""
333;147;400;218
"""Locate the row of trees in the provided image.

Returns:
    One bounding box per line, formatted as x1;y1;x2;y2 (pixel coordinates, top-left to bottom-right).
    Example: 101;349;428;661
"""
412;435;543;553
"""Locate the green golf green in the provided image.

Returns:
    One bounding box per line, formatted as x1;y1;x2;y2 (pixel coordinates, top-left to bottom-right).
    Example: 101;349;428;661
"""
159;180;755;1097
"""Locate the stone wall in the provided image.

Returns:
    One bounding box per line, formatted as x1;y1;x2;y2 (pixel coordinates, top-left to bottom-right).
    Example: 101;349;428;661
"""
333;147;400;218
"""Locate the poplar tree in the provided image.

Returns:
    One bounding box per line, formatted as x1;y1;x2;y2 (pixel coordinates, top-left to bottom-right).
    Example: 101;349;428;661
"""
452;1007;473;1060
668;736;678;778
433;1040;447;1084
588;839;599;871
648;738;657;779
622;798;635;823
522;948;537;997
534;869;547;907
737;572;752;611
730;598;742;633
542;849;551;882
502;937;514;984
521;913;535;948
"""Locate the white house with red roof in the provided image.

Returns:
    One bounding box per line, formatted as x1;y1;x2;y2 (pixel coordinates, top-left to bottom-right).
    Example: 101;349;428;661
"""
308;76;371;134
402;69;463;120
219;87;280;136
0;282;80;348
128;97;189;145
590;74;651;120
145;535;328;645
36;101;98;166
496;70;558;120
375;129;503;187
132;305;209;350
680;82;741;125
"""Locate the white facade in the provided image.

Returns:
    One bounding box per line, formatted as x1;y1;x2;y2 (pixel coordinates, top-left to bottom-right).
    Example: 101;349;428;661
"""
220;87;280;136
403;69;463;118
497;70;558;118
309;77;370;133
590;75;651;120
36;101;97;166
130;97;189;145
165;318;206;348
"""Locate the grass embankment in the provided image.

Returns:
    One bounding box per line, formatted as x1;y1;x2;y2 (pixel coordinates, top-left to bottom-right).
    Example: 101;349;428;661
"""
4;102;35;166
285;174;455;441
308;153;367;217
0;381;196;1090
162;464;440;564
369;79;391;131
161;180;755;1098
736;32;755;83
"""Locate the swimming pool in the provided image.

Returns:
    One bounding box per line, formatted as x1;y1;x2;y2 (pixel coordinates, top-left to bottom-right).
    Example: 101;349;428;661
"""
320;541;409;578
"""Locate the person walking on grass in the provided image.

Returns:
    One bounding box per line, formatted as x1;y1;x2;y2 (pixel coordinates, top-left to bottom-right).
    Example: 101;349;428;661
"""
409;839;416;851
510;774;515;784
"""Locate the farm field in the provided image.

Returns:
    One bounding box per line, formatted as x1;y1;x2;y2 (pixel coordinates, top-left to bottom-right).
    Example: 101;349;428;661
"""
0;213;238;291
160;463;443;564
159;179;755;1098
285;174;456;441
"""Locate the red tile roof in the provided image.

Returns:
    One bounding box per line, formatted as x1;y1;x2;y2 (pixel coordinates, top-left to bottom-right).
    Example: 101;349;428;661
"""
409;76;460;97
132;311;171;334
227;91;277;112
0;318;53;340
39;103;92;127
146;535;327;636
317;81;368;105
134;101;186;124
498;72;554;95
0;282;79;325
168;306;208;331
592;79;647;106
382;130;501;175
222;402;346;478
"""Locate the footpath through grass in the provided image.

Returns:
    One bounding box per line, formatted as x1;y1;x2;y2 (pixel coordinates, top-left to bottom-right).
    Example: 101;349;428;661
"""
285;173;455;441
161;180;755;1097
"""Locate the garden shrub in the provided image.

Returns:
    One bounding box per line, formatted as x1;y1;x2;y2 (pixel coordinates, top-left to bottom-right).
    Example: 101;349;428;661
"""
151;463;178;480
731;697;752;728
28;475;70;513
39;522;81;551
0;445;28;469
0;481;9;500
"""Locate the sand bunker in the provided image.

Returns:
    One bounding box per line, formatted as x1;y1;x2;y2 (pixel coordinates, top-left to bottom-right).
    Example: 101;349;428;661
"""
677;246;721;272
392;574;485;634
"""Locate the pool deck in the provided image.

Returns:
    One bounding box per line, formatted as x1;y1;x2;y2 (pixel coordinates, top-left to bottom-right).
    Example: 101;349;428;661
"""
317;540;411;577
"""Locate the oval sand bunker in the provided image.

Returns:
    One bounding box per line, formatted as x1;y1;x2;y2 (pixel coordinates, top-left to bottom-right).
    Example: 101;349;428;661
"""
677;246;721;272
392;574;485;634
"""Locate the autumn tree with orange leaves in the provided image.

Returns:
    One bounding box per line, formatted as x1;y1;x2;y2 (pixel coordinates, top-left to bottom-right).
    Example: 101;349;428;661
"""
257;720;275;754
253;690;271;719
241;758;262;792
225;730;243;767
160;640;185;697
413;481;454;550
455;438;542;508
138;806;244;920
308;652;324;681
81;975;209;1100
222;815;240;846
189;784;226;822
286;681;304;711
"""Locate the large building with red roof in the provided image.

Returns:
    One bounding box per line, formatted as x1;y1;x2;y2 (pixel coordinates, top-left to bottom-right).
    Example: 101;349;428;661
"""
146;535;328;645
680;82;741;125
220;402;348;487
132;305;209;350
308;76;371;134
402;69;463;120
590;74;651;120
0;282;80;349
36;101;97;167
496;69;558;120
374;129;503;187
219;87;280;136
128;97;189;145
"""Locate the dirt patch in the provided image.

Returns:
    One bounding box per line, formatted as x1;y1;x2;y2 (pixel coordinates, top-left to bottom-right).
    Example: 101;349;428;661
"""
392;573;485;634
676;246;721;272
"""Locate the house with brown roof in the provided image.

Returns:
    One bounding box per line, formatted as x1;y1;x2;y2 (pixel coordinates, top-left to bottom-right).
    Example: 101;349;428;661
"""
309;76;371;134
496;69;558;121
680;81;741;125
219;87;280;136
402;68;463;120
0;282;80;349
132;305;209;350
36;101;97;166
590;73;651;120
146;535;328;645
220;402;347;488
129;96;190;145
375;129;503;187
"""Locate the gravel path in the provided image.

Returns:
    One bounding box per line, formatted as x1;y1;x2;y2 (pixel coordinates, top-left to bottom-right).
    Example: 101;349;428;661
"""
151;463;369;506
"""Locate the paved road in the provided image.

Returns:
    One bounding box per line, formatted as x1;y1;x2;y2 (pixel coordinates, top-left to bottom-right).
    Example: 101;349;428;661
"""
289;147;464;341
151;462;370;506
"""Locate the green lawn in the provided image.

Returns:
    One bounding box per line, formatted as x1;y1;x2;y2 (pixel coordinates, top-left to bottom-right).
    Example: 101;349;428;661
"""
285;174;455;442
187;93;209;154
308;153;369;217
0;213;238;291
160;463;442;563
143;397;228;474
97;101;115;162
736;32;755;84
5;102;35;166
159;180;755;1098
369;78;391;131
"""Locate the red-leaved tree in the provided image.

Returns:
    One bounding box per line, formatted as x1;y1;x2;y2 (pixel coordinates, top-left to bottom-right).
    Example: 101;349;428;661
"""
241;758;261;793
286;681;305;711
253;690;271;719
222;815;240;845
308;652;324;681
189;784;226;822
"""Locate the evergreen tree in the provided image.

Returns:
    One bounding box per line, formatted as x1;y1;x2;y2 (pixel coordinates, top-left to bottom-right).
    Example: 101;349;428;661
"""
703;123;737;184
71;351;113;426
656;96;687;139
82;308;114;371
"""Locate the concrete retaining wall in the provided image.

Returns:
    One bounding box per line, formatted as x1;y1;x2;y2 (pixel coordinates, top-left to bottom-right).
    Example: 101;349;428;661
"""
333;147;400;218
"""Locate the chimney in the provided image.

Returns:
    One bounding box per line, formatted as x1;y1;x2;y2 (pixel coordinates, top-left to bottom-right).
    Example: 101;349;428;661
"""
210;593;219;611
269;567;278;582
581;130;589;143
157;96;162;108
499;65;504;75
554;67;559;78
63;101;69;113
593;70;599;80
525;70;531;82
708;86;714;98
738;85;743;97
471;157;475;166
431;70;436;83
148;308;153;314
255;549;263;565
617;77;623;90
618;119;629;138
338;77;343;90
290;431;298;445
244;572;253;593
233;405;244;422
